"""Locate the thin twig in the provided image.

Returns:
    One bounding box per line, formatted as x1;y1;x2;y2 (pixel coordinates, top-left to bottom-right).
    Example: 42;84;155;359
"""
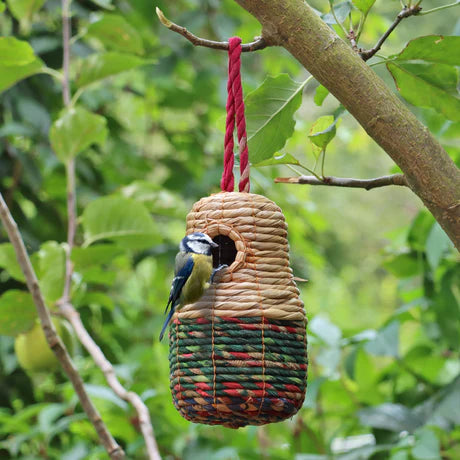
417;1;459;15
156;7;267;51
359;5;422;61
59;302;162;460
0;193;124;460
275;173;408;190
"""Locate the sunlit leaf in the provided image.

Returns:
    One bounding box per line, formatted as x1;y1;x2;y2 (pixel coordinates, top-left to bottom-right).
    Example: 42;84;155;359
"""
253;152;301;167
352;0;376;14
387;62;460;122
0;37;35;66
382;252;421;278
314;85;329;106
82;196;159;248
36;242;66;304
49;106;108;161
396;35;460;66
0;2;5;14
5;0;45;21
0;243;25;282
245;74;307;164
0;290;37;336
0;56;43;94
76;52;149;88
87;14;144;55
308;115;337;150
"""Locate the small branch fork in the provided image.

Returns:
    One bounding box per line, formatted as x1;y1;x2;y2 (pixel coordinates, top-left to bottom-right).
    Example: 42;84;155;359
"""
359;5;422;61
156;7;267;51
0;194;124;460
275;174;408;191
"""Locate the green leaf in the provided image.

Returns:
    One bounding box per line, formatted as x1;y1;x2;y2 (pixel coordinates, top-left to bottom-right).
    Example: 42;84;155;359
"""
308;115;337;150
309;316;342;346
383;253;421;278
322;1;352;24
88;0;114;9
82;196;159;249
36;242;66;304
352;0;376;14
0;290;37;336
0;56;43;94
412;428;440;460
0;2;5;14
425;223;452;271
387;62;460;122
253;152;301;167
314;85;329;106
245;74;307;164
0;243;25;282
87;14;144;55
49;106;108;161
5;0;45;21
358;403;421;432
396;36;460;66
364;321;399;358
0;37;35;66
408;210;435;251
76;52;148;88
71;245;123;269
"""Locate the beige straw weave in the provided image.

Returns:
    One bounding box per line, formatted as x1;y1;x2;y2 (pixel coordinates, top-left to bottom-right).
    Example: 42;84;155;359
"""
175;191;305;322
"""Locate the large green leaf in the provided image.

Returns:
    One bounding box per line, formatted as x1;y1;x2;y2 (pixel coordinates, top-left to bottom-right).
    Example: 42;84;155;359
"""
245;74;307;164
0;290;37;336
86;14;144;55
425;223;452;271
387;62;460;122
0;243;25;282
76;52;148;88
5;0;45;21
82;196;159;248
396;35;460;66
0;55;43;94
49;106;108;161
0;37;35;66
314;85;329;106
352;0;376;14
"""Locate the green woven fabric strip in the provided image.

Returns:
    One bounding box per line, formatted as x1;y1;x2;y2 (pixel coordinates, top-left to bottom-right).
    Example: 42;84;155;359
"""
169;316;308;428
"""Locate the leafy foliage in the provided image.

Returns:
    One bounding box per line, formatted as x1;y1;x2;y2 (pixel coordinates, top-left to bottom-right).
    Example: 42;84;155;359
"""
0;0;458;459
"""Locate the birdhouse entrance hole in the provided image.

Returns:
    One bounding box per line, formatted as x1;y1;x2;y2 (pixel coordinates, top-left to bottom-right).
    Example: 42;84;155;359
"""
211;235;236;268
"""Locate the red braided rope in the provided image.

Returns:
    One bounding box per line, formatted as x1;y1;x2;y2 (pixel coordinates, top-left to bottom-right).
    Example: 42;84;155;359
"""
221;37;250;193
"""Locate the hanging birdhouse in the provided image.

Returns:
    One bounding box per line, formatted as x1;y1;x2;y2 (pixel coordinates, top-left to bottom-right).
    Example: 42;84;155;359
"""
168;191;307;428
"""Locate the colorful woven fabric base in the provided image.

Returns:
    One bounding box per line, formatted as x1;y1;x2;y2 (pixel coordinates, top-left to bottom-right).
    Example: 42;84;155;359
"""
169;316;308;428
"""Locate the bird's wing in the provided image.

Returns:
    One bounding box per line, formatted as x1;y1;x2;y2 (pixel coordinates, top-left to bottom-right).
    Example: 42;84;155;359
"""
160;255;194;341
164;254;194;314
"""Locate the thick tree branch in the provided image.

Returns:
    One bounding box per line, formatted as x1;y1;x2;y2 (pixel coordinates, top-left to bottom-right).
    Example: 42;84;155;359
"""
275;174;408;190
359;5;421;61
156;7;267;52
0;193;124;460
234;0;460;249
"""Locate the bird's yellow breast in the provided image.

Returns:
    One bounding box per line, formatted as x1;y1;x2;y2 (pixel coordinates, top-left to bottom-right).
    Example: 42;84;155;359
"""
181;254;213;305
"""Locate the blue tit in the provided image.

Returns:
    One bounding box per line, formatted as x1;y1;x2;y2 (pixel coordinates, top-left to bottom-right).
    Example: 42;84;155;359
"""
159;232;218;341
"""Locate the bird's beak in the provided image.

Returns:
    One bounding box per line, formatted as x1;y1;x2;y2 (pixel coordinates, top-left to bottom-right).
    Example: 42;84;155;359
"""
211;240;219;248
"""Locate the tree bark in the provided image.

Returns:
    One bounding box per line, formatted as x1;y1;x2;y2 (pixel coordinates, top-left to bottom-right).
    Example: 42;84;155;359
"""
234;0;460;249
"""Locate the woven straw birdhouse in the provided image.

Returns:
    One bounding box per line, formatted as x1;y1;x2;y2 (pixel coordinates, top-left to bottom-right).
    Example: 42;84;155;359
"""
168;191;308;428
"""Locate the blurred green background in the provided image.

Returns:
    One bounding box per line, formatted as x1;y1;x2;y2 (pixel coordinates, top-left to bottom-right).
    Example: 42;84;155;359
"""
0;0;459;459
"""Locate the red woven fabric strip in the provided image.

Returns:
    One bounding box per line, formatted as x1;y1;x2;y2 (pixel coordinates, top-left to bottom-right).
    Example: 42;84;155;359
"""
221;37;250;193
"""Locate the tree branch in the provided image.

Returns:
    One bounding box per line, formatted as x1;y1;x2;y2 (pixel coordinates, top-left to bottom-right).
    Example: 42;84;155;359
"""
0;193;124;460
234;0;460;250
156;7;267;52
59;302;162;460
359;5;422;61
275;174;409;190
57;2;161;459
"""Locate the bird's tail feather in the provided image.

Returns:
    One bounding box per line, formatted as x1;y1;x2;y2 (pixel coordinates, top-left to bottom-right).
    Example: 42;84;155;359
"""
159;307;175;341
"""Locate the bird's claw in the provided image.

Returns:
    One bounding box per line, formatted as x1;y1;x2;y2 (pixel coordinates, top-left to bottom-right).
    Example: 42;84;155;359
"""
210;264;228;283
